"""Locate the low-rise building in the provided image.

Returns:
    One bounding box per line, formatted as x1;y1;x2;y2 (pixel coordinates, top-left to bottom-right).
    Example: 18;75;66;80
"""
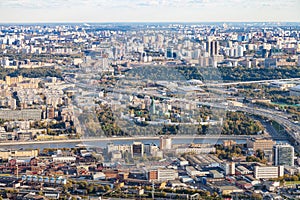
218;185;244;196
0;149;39;160
269;81;295;90
175;147;216;154
186;166;208;177
52;156;76;163
236;166;252;175
254;166;284;179
247;138;275;151
0;109;42;121
157;168;178;182
209;170;224;179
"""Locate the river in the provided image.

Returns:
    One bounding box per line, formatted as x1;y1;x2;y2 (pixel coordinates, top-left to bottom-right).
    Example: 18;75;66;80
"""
0;138;247;150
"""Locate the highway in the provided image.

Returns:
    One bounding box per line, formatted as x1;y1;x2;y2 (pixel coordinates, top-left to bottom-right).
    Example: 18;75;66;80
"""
231;104;300;149
64;73;300;150
206;77;300;86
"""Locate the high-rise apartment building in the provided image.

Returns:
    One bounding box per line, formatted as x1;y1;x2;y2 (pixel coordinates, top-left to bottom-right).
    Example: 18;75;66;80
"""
206;39;219;57
132;142;144;157
166;47;174;59
159;136;172;150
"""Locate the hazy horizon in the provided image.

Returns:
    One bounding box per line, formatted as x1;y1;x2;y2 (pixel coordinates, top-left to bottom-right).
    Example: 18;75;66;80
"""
0;0;299;23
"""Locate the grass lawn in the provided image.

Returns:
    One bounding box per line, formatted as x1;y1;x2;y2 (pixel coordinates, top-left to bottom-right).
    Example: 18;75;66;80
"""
36;135;68;140
271;121;284;132
285;181;300;185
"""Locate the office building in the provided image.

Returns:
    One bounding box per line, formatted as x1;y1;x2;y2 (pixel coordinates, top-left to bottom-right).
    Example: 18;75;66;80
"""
273;144;294;166
247;138;275;151
131;142;144;157
146;168;178;182
157;168;178;181
254;166;284;179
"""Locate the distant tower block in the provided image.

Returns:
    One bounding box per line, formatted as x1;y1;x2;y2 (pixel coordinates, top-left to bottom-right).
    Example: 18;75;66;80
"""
166;47;174;59
132;142;144;157
160;136;172;150
206;39;219;57
47;106;55;119
150;97;156;115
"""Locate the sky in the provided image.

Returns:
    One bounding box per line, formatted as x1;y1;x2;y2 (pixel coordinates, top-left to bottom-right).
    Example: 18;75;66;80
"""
0;0;299;23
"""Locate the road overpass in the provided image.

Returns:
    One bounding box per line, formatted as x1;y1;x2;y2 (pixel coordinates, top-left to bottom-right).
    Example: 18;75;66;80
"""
206;78;300;86
65;73;300;151
231;105;300;152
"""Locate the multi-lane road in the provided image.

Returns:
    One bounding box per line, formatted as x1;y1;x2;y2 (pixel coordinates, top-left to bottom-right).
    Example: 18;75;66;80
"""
206;77;300;86
65;72;300;150
231;104;300;150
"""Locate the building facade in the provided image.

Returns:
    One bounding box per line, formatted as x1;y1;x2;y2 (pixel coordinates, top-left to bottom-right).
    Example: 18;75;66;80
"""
273;144;294;166
254;166;284;179
247;139;275;151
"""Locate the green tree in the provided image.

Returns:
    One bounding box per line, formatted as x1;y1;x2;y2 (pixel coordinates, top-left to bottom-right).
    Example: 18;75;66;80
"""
251;193;263;200
292;175;299;181
104;185;111;191
256;149;264;160
87;184;94;193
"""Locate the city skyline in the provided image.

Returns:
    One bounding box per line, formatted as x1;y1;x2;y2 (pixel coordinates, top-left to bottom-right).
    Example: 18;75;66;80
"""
0;10;300;199
0;0;299;23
